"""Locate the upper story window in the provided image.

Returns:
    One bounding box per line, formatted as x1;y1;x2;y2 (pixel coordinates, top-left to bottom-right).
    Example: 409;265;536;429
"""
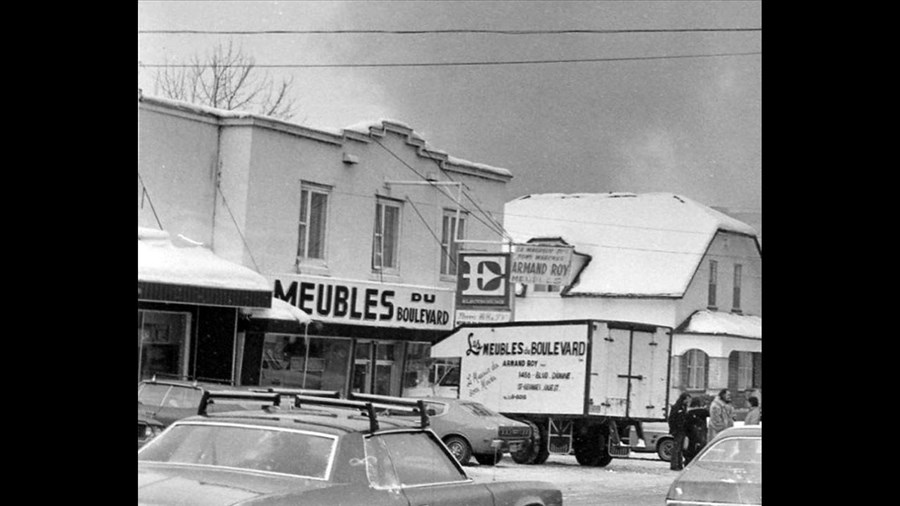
440;210;466;276
732;264;743;312
372;198;401;272
297;182;330;262
707;260;718;308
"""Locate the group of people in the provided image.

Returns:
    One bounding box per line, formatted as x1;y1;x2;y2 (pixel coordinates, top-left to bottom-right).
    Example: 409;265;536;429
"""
666;389;761;471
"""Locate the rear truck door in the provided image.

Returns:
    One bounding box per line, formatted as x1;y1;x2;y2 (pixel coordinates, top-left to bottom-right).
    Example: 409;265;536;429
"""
588;322;632;416
588;322;671;419
625;325;671;420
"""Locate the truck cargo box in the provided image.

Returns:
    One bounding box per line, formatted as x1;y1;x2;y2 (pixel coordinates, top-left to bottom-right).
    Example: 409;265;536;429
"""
431;320;672;421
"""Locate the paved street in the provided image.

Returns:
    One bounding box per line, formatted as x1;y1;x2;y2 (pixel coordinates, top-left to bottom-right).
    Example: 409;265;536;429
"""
467;453;677;506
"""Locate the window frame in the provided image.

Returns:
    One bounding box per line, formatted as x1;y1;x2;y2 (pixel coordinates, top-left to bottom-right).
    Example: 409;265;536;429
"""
372;197;402;273
732;264;743;312
684;349;709;391
440;210;467;277
297;182;331;264
708;260;718;309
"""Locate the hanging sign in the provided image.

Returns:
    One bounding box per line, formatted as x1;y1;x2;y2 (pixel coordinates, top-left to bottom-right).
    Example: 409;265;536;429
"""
510;244;574;285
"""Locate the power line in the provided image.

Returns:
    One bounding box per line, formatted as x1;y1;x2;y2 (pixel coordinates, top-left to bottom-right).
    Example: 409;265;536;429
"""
139;51;760;69
139;27;761;35
138;170;164;230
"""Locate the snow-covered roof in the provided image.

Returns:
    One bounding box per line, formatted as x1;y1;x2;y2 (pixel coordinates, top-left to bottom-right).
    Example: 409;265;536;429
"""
243;297;314;324
678;310;762;338
504;192;759;297
138;227;271;293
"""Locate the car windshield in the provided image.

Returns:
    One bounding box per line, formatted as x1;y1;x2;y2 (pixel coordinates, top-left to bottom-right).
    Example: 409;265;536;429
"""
138;422;337;479
458;402;497;417
139;384;203;408
698;437;762;464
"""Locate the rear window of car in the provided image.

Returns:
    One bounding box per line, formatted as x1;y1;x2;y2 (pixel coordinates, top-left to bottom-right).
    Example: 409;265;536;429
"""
138;384;171;406
698;437;762;464
138;422;337;479
364;432;467;488
458;402;497;417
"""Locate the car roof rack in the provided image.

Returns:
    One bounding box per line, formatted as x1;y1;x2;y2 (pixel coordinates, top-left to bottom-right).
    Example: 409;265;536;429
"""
251;387;341;399
291;394;430;433
347;393;431;429
147;374;235;387
198;390;282;416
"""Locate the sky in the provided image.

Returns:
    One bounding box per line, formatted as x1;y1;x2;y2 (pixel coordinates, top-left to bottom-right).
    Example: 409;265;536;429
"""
138;1;761;219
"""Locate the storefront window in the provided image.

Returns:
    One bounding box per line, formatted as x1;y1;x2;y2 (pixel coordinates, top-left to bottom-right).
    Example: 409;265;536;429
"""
401;343;460;397
352;341;404;395
138;310;189;381
259;334;351;394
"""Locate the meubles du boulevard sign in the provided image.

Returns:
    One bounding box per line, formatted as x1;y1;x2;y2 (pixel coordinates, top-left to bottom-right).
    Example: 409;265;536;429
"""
269;274;455;330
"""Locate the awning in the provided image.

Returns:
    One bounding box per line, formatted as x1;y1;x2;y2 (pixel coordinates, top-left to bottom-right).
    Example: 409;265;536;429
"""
243;297;314;325
138;227;272;308
672;310;762;358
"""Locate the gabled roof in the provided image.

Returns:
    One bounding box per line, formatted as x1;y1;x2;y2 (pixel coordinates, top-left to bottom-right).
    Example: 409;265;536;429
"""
504;192;760;297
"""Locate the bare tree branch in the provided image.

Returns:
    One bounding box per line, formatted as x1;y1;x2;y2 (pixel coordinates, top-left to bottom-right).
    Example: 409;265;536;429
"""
152;41;298;120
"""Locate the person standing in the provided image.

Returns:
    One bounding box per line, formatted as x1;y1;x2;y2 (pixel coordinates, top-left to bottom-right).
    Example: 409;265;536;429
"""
668;392;691;471
683;397;710;465
744;396;761;425
708;389;735;440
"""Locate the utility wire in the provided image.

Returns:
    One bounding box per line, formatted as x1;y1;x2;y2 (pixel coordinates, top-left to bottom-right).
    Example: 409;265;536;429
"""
139;27;761;35
139;51;760;69
138;170;164;230
216;184;262;272
404;196;457;271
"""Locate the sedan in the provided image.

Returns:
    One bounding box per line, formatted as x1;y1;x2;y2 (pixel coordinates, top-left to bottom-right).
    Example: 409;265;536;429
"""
351;394;532;466
665;425;761;506
138;391;562;506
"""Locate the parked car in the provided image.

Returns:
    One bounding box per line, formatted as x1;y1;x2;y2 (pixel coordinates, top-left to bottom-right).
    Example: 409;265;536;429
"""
631;421;675;462
137;377;257;426
350;393;532;466
138;391;563;506
665;425;761;506
137;411;164;449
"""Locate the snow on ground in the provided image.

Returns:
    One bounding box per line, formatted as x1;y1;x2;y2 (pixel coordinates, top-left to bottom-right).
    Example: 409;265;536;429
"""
467;453;676;506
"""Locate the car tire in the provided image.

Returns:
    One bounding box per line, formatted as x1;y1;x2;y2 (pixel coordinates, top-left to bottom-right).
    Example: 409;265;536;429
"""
444;436;472;465
474;451;503;466
656;437;674;462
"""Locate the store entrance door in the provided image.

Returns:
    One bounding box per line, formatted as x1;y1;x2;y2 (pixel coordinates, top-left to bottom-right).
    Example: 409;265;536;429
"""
352;341;401;395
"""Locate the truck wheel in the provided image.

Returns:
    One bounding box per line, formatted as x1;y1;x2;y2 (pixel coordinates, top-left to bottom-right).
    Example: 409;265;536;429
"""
656;438;674;462
574;428;612;467
444;436;472;465
534;422;550;464
474;451;503;466
511;419;543;465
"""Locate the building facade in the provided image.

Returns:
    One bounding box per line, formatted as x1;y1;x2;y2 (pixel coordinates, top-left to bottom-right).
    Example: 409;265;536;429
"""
504;193;762;417
138;94;512;395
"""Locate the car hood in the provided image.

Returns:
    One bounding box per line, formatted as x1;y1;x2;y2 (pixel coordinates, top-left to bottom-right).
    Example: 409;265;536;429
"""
138;462;334;506
666;461;761;505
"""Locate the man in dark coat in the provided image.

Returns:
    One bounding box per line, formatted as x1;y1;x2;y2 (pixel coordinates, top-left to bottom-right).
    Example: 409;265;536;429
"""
668;392;691;471
683;397;710;465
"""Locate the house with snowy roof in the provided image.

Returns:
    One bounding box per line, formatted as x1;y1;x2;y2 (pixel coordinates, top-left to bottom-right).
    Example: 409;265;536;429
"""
504;192;762;412
138;92;512;394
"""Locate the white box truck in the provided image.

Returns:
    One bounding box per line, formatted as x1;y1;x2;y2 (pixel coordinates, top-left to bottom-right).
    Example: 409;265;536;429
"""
430;319;672;466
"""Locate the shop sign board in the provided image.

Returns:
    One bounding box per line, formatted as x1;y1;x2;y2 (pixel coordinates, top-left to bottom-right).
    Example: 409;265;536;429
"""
439;323;589;414
510;244;574;285
455;253;511;310
268;274;455;330
455;310;512;325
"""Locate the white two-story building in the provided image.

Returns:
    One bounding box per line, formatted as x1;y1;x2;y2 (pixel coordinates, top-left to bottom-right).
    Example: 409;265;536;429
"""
138;93;512;395
504;192;762;415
